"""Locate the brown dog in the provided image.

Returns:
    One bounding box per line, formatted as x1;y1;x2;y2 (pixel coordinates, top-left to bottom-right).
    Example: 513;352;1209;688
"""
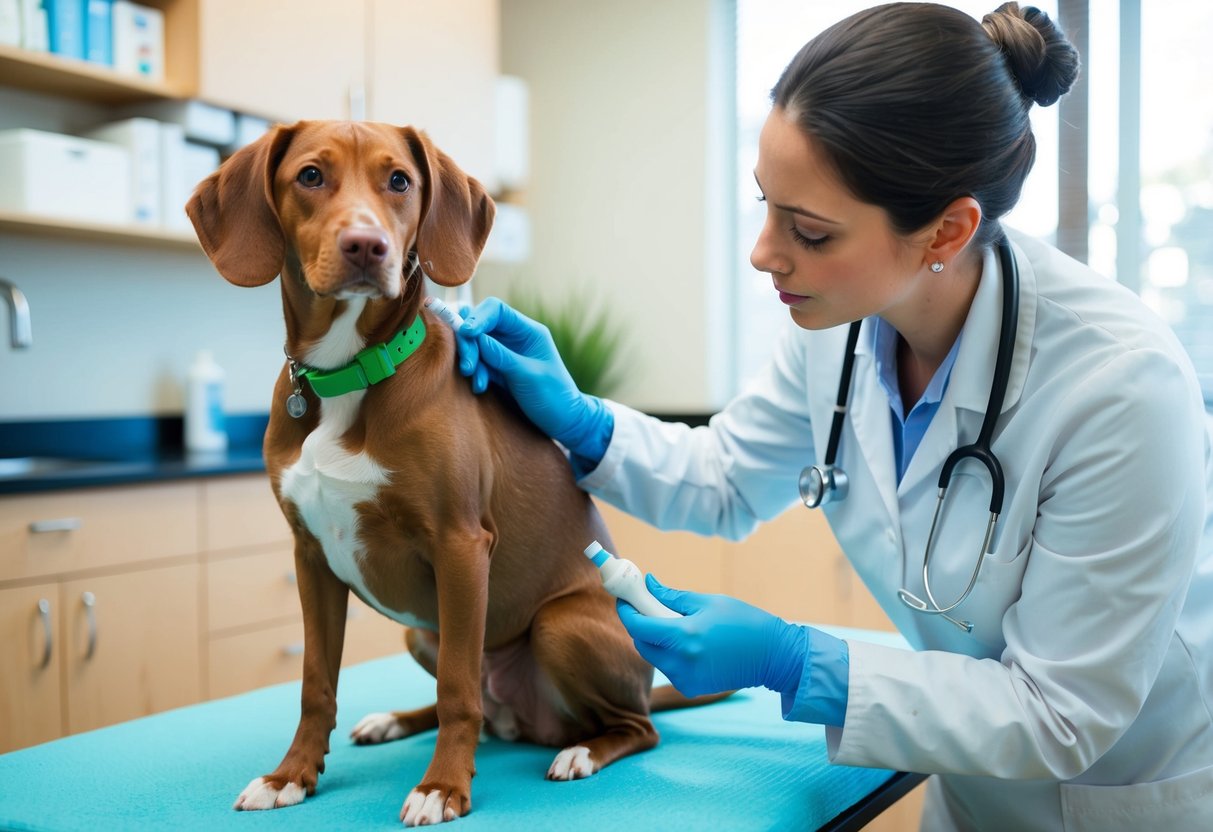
186;121;717;826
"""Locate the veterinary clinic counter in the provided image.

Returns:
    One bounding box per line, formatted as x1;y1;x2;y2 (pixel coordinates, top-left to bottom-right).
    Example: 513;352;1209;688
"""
0;415;272;495
0;631;924;832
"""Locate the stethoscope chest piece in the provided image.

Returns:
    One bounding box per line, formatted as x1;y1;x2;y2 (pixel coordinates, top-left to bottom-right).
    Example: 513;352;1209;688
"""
799;464;848;508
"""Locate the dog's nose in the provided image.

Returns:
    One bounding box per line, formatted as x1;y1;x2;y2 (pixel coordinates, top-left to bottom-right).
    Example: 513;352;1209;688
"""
338;227;390;269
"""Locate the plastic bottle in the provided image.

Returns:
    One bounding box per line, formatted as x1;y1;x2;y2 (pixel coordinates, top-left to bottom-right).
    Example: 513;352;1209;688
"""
185;350;228;453
583;541;682;618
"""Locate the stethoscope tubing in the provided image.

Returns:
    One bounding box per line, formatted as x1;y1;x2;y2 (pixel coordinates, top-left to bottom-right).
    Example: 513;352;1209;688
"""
824;320;863;465
937;237;1020;514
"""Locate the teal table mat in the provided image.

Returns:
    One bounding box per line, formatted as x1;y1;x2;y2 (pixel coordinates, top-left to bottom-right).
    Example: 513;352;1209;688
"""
0;627;905;831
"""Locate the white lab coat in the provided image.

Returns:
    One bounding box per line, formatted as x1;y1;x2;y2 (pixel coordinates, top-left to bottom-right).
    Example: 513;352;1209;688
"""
579;232;1213;831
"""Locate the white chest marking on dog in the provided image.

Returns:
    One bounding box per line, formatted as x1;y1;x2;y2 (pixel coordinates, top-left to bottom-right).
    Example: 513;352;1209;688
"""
279;298;425;628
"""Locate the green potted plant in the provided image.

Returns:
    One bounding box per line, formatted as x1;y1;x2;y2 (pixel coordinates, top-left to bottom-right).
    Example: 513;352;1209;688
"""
505;288;629;399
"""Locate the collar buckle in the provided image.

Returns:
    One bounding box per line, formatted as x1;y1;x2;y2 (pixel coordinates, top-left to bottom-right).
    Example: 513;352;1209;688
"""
355;343;396;386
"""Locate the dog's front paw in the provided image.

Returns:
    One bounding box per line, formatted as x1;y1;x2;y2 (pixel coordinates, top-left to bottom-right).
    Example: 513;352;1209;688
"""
233;776;307;811
400;783;470;826
547;745;597;780
351;712;407;745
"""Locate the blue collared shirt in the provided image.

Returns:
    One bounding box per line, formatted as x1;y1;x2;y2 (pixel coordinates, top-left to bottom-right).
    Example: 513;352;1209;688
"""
871;317;963;483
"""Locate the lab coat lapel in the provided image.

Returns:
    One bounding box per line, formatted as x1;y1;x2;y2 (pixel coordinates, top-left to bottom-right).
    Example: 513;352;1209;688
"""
849;319;901;528
897;239;1037;499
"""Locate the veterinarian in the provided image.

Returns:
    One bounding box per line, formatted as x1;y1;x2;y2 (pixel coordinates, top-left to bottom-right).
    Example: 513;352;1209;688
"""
454;3;1213;829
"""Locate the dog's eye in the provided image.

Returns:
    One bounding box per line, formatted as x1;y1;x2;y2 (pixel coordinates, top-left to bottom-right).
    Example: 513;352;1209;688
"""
297;166;324;188
389;171;410;193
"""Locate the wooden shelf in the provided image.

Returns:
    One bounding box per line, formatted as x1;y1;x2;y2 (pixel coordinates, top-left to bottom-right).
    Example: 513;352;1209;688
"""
0;43;186;105
0;210;201;251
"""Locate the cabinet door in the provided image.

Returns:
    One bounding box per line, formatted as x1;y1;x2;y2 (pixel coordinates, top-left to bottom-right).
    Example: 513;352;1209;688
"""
0;483;199;584
0;583;63;753
197;0;367;120
61;563;202;734
368;0;499;189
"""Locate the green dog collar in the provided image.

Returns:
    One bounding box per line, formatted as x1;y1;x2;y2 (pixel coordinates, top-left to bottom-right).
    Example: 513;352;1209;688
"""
296;314;426;398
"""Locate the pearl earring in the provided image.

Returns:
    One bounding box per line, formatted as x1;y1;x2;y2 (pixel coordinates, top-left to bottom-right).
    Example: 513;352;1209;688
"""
930;261;945;273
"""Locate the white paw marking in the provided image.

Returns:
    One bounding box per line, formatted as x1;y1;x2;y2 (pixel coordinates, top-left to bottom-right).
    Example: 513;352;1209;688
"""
547;745;596;780
233;777;305;810
401;788;451;826
351;712;406;744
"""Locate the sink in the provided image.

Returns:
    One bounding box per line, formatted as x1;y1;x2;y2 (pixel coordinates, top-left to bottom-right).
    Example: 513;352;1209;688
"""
0;456;106;478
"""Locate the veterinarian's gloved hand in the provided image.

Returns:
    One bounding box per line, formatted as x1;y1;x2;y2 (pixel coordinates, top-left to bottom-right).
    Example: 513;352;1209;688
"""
456;297;613;475
618;575;850;726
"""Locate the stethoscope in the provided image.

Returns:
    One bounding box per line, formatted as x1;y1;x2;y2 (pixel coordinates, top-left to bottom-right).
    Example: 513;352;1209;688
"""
798;236;1020;633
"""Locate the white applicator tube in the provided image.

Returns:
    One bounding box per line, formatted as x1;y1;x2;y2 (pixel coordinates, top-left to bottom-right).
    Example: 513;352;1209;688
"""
424;296;465;331
584;541;682;618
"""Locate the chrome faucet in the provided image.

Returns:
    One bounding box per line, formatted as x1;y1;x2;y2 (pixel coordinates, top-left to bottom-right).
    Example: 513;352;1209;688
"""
1;278;32;349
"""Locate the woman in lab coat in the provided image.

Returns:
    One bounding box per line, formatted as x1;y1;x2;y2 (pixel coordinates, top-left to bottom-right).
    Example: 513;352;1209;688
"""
456;3;1213;830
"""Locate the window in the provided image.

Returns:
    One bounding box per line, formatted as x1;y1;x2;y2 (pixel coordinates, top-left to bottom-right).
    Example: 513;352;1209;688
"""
732;1;1213;406
1125;1;1213;402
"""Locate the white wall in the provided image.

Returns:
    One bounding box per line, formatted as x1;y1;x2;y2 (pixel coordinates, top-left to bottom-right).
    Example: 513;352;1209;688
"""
0;231;284;421
481;0;736;413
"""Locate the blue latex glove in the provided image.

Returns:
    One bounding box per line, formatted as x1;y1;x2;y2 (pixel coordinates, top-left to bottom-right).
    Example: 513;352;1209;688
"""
619;575;850;726
617;574;808;698
456;297;613;471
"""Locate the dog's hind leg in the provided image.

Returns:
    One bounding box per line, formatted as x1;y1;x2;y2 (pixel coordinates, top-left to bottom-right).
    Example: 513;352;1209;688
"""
350;627;440;744
528;592;660;780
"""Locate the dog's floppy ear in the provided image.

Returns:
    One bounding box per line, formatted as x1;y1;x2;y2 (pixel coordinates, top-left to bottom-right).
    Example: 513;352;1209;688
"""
402;127;496;287
186;124;296;287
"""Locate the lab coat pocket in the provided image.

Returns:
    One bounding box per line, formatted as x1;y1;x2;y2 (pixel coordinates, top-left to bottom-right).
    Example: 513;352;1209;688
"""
1060;763;1213;831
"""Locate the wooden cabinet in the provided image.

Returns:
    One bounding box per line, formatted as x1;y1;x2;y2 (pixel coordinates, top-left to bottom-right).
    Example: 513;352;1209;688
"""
0;582;63;752
195;0;367;121
0;482;204;753
194;0;499;184
60;563;201;735
0;474;412;753
199;476;405;701
367;0;500;187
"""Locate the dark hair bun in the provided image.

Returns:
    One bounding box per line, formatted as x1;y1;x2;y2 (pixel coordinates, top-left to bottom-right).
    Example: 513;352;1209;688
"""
982;2;1079;106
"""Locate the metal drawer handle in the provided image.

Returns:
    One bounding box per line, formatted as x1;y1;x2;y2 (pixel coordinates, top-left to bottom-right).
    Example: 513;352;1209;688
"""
281;642;305;657
37;598;53;670
30;517;82;533
81;591;97;660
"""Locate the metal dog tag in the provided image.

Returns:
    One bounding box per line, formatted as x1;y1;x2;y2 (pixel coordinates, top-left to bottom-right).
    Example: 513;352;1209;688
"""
286;393;308;419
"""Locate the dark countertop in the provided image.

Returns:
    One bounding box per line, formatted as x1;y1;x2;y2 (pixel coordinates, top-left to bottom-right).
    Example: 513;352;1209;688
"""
0;414;271;495
0;411;714;495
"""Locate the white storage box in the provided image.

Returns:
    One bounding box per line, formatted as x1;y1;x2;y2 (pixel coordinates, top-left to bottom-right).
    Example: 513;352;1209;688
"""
83;117;162;225
111;0;164;81
121;100;236;147
0;129;132;222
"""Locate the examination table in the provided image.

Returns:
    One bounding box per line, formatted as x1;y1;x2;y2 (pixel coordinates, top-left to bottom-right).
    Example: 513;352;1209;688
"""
0;626;922;831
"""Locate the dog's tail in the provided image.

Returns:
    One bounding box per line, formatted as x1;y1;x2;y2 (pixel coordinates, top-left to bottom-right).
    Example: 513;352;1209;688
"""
649;685;735;712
